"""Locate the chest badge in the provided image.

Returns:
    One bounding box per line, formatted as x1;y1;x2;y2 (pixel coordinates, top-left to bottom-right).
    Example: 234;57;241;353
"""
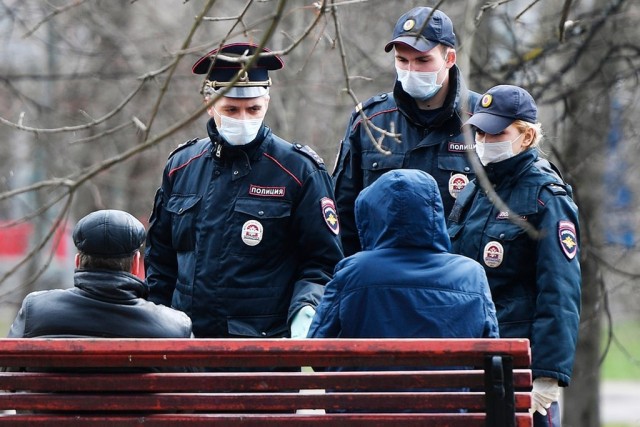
483;241;504;268
241;220;263;246
321;197;340;236
448;173;469;199
558;220;578;260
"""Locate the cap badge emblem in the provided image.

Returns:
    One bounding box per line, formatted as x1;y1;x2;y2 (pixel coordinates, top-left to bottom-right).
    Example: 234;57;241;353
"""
403;19;415;31
481;94;493;108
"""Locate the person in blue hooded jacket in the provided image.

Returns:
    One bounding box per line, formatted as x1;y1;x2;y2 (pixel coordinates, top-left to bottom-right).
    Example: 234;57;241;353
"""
447;85;581;426
308;169;498;341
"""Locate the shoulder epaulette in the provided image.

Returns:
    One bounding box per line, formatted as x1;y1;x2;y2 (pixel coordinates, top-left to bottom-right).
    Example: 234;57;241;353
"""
293;143;324;167
354;92;390;113
542;182;568;196
168;138;199;159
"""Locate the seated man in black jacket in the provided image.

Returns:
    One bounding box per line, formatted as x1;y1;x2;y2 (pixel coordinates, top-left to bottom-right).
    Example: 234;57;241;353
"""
7;209;193;340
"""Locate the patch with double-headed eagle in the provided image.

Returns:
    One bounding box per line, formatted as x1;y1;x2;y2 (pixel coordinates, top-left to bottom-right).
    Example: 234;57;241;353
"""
558;220;577;260
320;197;340;235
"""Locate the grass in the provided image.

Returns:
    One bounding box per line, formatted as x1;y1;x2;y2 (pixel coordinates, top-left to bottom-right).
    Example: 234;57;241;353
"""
600;319;640;381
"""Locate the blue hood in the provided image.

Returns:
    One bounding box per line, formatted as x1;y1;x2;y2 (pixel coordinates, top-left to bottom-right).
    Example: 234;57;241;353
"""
355;169;451;252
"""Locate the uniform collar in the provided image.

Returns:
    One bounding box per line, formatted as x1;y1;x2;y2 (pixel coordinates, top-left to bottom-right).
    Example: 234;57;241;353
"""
206;118;268;162
483;148;538;185
394;64;462;128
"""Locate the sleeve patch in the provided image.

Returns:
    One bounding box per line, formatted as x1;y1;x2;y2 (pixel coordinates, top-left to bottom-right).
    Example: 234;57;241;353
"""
321;197;340;235
558;220;578;260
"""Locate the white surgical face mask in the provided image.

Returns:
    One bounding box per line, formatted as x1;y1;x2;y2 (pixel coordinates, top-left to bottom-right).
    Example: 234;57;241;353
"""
475;134;522;166
396;61;446;101
214;109;263;146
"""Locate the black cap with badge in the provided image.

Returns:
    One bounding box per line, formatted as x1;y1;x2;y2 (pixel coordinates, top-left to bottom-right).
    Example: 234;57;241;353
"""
464;85;538;134
385;7;456;53
192;43;284;99
73;210;146;259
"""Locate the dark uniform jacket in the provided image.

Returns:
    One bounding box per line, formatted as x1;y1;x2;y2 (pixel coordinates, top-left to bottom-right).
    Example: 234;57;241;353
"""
7;270;192;338
447;149;581;386
333;65;480;256
309;169;499;340
145;119;344;338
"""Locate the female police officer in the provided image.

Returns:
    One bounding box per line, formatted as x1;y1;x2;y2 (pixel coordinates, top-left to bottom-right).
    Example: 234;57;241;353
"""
447;85;581;426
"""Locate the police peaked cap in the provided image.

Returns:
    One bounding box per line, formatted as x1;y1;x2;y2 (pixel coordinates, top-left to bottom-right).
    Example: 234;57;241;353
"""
192;43;284;98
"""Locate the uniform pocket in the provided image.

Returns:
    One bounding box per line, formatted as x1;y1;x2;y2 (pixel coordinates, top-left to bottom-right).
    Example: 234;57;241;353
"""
361;151;404;187
166;194;201;251
229;197;292;255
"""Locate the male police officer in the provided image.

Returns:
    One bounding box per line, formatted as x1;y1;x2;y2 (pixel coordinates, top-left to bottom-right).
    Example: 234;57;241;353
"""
333;7;480;256
145;43;343;340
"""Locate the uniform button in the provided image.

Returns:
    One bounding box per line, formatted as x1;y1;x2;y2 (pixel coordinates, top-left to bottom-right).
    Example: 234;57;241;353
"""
261;332;267;336
233;170;239;175
499;233;505;239
380;93;387;100
464;167;470;172
178;208;184;214
258;211;264;216
372;162;378;169
214;170;221;176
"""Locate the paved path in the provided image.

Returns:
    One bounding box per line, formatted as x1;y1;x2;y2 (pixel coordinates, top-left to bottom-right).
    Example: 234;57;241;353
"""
601;381;640;426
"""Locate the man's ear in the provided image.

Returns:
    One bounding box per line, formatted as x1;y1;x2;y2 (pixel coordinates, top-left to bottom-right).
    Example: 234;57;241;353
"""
445;48;456;67
131;251;142;277
205;97;216;118
74;253;80;268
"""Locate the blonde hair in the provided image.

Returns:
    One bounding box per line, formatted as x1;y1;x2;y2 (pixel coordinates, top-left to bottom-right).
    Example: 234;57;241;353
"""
513;119;545;153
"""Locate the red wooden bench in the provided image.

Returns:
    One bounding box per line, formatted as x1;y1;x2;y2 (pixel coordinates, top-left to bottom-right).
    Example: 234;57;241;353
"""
0;338;532;426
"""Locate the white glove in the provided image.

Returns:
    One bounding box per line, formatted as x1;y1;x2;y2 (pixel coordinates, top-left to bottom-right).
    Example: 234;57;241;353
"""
290;306;316;339
529;377;560;415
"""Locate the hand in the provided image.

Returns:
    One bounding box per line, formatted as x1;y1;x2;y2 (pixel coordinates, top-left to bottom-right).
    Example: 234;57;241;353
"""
290;306;316;339
529;377;560;415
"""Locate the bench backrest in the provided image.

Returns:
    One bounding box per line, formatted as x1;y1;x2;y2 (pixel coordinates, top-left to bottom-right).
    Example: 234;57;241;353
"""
0;338;532;427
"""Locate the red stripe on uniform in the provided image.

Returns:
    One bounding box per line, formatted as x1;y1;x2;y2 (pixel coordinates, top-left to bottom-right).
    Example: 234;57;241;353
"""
263;153;302;186
168;149;208;177
352;108;398;132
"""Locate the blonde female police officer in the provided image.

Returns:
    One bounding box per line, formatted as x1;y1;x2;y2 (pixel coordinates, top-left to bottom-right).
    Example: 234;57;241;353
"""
145;43;343;342
447;85;581;426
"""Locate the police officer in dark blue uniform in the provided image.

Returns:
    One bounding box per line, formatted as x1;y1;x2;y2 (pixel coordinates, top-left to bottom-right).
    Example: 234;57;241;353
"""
333;7;480;256
447;85;581;426
145;43;343;341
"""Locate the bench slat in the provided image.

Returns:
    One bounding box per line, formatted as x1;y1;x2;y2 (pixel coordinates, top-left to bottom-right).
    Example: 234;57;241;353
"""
0;338;531;368
0;370;532;392
0;391;530;411
0;413;535;427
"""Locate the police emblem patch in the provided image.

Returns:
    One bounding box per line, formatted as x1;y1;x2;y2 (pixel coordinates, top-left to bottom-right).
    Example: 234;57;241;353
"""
403;19;415;31
558;220;577;260
320;197;340;235
483;241;504;268
481;94;493;108
241;220;263;246
448;173;469;199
